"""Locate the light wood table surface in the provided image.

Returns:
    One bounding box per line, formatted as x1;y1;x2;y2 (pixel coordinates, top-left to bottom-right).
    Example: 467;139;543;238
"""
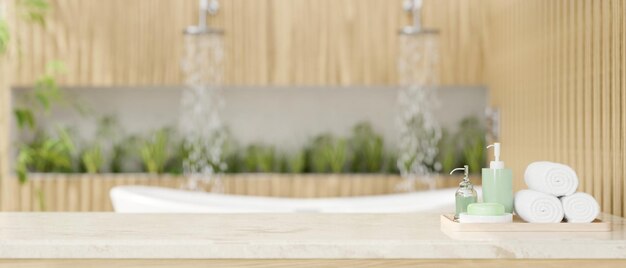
0;213;624;267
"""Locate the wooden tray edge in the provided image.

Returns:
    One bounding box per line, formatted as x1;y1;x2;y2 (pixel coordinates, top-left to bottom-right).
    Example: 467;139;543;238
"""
440;214;612;232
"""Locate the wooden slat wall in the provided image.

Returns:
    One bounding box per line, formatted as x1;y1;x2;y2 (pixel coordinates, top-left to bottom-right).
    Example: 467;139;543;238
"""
7;0;483;86
7;174;463;212
0;58;7;211
3;0;626;216
483;0;626;216
0;0;16;211
0;0;484;211
0;49;6;211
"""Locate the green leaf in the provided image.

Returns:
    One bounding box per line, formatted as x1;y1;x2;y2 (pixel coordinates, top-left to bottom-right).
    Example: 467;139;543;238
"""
307;134;348;173
140;128;171;174
56;127;76;153
328;138;347;173
81;145;103;174
17;0;51;26
348;122;384;173
13;109;36;130
243;144;277;173
0;19;10;55
16;148;33;184
34;75;61;111
456;116;487;174
286;151;305;173
110;135;140;173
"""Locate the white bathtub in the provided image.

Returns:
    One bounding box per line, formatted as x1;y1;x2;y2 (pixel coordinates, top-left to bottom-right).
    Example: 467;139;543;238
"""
110;186;479;213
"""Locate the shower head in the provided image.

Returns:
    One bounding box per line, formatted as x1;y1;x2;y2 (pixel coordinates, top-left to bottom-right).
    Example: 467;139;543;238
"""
184;0;223;35
399;0;438;35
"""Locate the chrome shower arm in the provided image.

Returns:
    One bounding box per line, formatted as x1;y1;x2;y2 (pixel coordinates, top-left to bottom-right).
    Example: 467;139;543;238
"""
185;0;222;35
197;0;218;29
197;0;208;30
403;0;422;32
400;0;437;35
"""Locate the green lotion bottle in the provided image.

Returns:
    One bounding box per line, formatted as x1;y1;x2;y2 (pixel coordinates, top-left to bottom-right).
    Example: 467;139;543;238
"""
451;165;477;219
482;142;513;213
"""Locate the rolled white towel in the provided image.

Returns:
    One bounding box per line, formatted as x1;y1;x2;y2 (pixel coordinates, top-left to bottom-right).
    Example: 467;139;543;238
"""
524;161;579;196
514;189;564;223
560;192;600;223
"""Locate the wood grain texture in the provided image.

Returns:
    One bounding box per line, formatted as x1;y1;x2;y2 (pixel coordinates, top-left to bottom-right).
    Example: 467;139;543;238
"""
1;174;466;212
0;0;16;211
6;0;483;87
1;259;626;268
0;48;7;211
440;214;611;232
483;0;626;216
3;0;626;218
0;0;484;211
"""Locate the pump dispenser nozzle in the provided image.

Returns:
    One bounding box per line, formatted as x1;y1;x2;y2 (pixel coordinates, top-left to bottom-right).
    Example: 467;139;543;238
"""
450;165;469;181
486;142;504;169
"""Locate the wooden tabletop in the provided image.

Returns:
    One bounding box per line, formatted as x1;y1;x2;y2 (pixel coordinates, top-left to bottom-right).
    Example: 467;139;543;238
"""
0;213;624;259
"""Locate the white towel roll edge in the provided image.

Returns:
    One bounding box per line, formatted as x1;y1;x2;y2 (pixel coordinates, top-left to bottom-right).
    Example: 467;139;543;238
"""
514;189;564;223
560;192;600;223
524;161;579;196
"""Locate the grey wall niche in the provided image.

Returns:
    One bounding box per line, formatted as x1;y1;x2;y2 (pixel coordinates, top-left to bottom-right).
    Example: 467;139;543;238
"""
12;86;487;151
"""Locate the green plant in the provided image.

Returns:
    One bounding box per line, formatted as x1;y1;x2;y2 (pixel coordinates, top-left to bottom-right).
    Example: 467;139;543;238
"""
382;152;399;174
0;18;9;55
243;144;277;173
17;0;50;25
164;139;187;175
348;122;384;173
219;130;240;173
7;1;57;135
308;134;348;173
284;150;306;173
34;61;65;110
1;0;51;56
438;128;458;173
13;108;35;130
9;0;68;212
457;117;486;174
80;145;103;174
110;135;139;173
9;4;59;132
140;128;172;174
13;61;66;133
77;115;119;174
15;128;76;183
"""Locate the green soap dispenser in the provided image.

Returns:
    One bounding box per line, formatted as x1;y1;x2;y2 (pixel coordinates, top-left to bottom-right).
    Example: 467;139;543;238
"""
482;142;513;213
450;165;477;220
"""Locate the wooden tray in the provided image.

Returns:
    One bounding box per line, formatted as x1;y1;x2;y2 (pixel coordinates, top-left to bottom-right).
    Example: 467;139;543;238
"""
440;214;612;232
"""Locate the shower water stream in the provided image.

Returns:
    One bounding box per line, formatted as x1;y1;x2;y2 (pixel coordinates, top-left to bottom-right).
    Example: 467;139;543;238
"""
396;1;442;191
180;31;225;191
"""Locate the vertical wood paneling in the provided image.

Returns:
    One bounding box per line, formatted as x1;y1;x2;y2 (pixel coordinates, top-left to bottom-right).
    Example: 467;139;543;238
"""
0;0;483;207
5;0;483;87
3;174;458;211
0;44;7;211
0;0;486;211
0;0;16;211
620;0;624;214
2;0;626;216
485;0;626;216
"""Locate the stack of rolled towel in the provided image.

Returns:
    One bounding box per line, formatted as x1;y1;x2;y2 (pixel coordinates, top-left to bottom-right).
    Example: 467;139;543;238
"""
514;161;600;223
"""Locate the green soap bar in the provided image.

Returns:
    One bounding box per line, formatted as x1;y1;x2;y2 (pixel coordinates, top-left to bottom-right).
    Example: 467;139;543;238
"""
467;202;505;216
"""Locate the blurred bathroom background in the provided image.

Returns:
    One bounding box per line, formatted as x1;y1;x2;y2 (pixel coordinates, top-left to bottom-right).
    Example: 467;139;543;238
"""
1;0;625;216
